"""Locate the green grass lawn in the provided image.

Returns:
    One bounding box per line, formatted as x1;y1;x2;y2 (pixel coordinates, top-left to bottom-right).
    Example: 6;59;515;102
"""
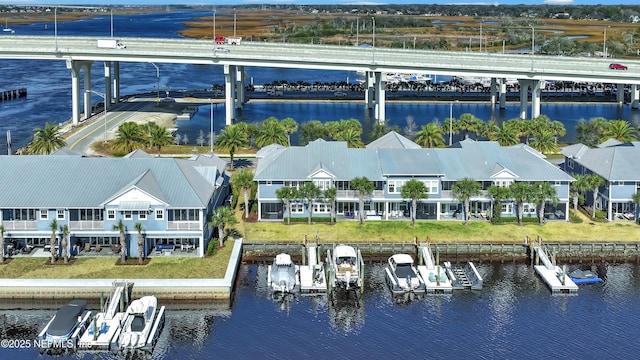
241;215;640;243
0;240;234;280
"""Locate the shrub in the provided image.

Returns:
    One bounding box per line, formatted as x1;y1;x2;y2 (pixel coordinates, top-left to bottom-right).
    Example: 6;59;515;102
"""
206;238;219;257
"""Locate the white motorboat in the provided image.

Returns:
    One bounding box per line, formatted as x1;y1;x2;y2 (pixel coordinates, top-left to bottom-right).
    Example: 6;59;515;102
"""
38;300;92;352
267;253;300;293
117;295;165;352
385;254;426;294
331;244;362;290
3;19;13;33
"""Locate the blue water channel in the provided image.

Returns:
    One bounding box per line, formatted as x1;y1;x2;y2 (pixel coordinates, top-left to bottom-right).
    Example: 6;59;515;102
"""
1;11;640;359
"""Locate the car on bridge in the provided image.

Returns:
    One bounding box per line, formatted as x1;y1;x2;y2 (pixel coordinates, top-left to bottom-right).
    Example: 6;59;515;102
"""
213;47;230;53
333;91;347;97
609;63;628;70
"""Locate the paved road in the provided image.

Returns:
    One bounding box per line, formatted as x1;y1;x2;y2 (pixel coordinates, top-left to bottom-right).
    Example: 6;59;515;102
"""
65;100;160;155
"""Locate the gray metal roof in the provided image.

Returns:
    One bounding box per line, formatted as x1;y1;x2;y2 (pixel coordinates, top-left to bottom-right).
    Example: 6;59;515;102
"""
367;131;421;149
255;138;573;183
0;152;226;208
562;141;640;181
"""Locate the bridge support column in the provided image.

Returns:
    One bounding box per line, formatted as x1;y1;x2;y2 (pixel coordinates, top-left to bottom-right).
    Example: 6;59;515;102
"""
103;61;112;111
364;71;375;109
518;79;530;120
82;62;92;120
374;71;386;124
235;65;245;109
631;84;639;109
499;78;506;109
617;84;625;104
224;64;237;126
113;61;120;104
531;79;543;119
67;60;82;127
490;78;497;107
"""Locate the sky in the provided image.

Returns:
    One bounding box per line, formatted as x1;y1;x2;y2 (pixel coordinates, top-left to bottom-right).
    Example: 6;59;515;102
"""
1;1;640;6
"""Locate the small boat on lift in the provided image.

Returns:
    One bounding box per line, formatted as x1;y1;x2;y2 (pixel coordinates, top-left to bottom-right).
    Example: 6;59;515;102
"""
116;295;165;352
331;244;362;290
385;254;426;294
569;269;603;285
267;253;300;293
38;300;92;352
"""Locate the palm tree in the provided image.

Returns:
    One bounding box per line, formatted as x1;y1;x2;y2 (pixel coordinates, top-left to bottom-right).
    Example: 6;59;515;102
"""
280;117;298;146
209;206;236;246
451;178;482;225
604;119;637;143
584;174;606;218
112;219;126;264
135;222;144;265
632;192;640;221
216;124;249;169
233;169;255;219
510;182;534;226
111;121;146;154
49;219;58;265
300;120;327;145
457;113;483;140
401;179;429;226
276;186;298;225
323;187;337;224
61;224;69;264
531;182;559;225
415;123;445;148
29;122;66;154
147;124;175;157
350;177;374;225
487;185;511;223
570;174;589;213
529;129;558;154
298;182;321;224
493;125;520;146
0;225;5;264
337;128;365;148
256;117;287;147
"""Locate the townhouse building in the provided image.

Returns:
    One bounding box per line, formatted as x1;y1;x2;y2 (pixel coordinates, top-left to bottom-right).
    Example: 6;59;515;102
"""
0;150;230;258
254;133;574;222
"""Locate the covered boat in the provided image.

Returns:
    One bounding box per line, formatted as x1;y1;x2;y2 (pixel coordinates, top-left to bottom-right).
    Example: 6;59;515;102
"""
385;254;426;294
569;269;603;285
267;253;300;293
117;296;165;352
331;245;362;290
38;299;92;351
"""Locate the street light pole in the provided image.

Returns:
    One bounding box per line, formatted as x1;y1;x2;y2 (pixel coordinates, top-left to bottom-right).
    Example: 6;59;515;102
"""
213;9;216;40
449;100;458;146
210;96;214;153
150;62;159;107
110;8;113;38
87;90;108;144
372;17;375;62
480;20;483;52
54;7;58;51
603;26;608;59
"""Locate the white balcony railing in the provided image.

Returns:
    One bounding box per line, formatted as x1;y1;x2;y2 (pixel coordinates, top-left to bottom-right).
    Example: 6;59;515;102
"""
2;220;37;230
68;221;104;230
167;221;201;230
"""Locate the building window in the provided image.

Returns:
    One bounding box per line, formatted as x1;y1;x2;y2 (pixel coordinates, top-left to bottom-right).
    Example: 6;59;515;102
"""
567;158;574;169
291;203;304;213
313;179;331;191
423;180;439;194
107;209;115;220
139;211;147;220
155;209;164;220
56;209;65;220
39;210;48;220
124;211;132;220
313;203;329;213
388;180;404;194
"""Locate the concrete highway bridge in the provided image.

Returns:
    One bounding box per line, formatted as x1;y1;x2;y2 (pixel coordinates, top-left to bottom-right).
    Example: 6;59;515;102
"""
1;36;639;126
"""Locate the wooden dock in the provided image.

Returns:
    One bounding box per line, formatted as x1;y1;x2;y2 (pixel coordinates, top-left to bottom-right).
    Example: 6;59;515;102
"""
299;245;327;294
417;245;453;294
533;246;578;294
1;88;26;101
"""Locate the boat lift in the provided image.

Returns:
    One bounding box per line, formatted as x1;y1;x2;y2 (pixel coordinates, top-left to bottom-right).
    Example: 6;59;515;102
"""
326;245;364;294
299;238;328;295
77;281;134;351
417;244;453;293
533;242;578;294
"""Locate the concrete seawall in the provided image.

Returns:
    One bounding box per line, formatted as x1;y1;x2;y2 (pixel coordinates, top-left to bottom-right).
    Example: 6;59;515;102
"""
0;239;243;301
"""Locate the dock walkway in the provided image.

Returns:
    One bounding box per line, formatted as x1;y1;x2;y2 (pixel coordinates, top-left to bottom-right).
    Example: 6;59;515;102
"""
533;246;578;294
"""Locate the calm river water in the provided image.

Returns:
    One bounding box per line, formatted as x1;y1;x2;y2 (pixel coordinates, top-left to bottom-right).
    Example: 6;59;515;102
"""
1;262;640;359
1;11;640;360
